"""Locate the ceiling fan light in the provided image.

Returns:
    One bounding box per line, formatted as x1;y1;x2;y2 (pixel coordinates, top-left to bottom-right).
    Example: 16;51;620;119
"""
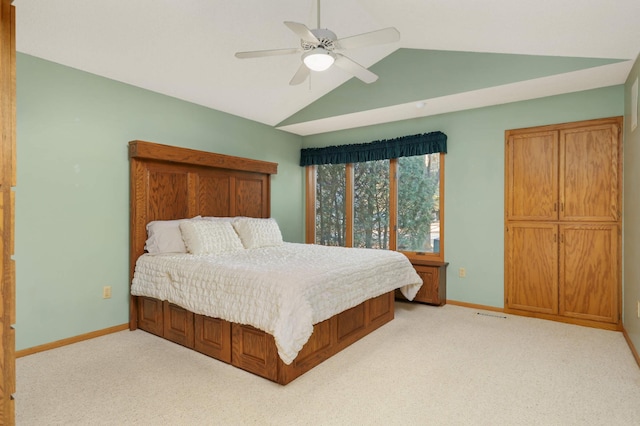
303;48;335;71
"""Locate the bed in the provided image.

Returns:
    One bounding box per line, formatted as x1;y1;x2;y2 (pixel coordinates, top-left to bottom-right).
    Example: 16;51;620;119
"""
128;140;422;384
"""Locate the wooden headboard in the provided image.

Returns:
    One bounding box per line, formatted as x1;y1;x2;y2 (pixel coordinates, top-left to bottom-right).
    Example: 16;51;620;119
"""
128;140;278;329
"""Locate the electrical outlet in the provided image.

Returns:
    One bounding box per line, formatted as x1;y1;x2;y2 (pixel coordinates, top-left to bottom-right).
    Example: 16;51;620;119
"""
103;286;112;299
637;300;640;319
459;267;466;278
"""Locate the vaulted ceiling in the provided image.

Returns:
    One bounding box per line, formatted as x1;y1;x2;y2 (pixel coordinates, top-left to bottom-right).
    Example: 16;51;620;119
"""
15;0;640;135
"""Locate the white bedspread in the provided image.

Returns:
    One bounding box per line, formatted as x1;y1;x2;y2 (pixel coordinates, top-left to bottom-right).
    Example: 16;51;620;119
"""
131;242;422;364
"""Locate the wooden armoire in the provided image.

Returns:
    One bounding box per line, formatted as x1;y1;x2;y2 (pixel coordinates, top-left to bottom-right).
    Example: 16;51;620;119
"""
504;117;622;330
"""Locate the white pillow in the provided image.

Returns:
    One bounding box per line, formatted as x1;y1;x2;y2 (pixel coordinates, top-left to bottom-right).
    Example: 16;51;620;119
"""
232;217;283;249
145;216;201;254
179;220;244;255
201;216;237;222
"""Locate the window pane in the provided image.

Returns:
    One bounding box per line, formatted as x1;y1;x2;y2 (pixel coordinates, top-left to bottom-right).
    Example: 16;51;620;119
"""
315;164;346;246
354;160;389;249
397;154;440;253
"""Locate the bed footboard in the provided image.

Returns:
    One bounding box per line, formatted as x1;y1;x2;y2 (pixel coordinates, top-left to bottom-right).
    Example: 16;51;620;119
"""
133;291;394;385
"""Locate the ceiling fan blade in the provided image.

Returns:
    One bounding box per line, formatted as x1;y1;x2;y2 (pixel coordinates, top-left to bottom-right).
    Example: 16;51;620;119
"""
336;27;400;50
284;21;320;44
334;54;378;84
289;63;310;86
235;47;300;59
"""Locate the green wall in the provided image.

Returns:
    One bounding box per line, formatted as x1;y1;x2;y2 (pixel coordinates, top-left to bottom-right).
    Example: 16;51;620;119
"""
15;54;303;351
17;51;630;353
302;86;624;308
623;53;640;353
282;49;624;126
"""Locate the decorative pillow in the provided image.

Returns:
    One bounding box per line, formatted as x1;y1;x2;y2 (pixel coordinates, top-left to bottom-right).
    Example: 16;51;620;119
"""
232;217;283;249
179;220;244;255
144;216;201;254
201;216;237;222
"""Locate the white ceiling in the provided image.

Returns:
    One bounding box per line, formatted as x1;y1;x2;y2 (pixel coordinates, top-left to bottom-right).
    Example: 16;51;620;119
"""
14;0;640;136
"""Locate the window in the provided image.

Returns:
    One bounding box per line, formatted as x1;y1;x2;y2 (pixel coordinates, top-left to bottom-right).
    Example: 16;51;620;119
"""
306;152;444;261
353;160;389;249
315;163;346;246
397;153;441;254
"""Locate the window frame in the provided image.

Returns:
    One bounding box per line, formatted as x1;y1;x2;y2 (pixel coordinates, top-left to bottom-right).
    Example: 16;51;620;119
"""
305;153;445;262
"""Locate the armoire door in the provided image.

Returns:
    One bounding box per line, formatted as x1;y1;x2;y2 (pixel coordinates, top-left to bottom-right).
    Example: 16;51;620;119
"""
505;130;558;221
560;124;621;222
506;222;558;314
559;224;619;323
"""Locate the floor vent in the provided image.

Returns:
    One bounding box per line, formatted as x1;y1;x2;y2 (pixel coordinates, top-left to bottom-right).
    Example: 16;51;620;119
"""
476;312;507;319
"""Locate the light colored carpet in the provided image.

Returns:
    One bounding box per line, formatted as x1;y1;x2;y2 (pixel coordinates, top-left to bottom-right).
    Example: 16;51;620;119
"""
16;304;640;425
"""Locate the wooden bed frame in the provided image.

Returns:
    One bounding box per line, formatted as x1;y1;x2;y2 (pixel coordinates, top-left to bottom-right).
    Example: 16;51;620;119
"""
128;140;395;384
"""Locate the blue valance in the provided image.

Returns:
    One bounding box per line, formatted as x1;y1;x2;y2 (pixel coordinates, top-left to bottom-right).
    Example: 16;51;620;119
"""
299;131;447;166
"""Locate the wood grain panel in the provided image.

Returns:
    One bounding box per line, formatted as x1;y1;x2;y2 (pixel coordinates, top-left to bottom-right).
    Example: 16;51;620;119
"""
291;319;332;365
414;267;438;304
506;223;558;314
147;170;190;221
137;297;164;336
560;224;618;323
235;176;268;218
336;303;366;343
163;302;195;348
194;315;231;362
505;131;558;221
369;292;392;323
198;173;231;217
560;124;620;222
231;324;278;382
129;140;277;175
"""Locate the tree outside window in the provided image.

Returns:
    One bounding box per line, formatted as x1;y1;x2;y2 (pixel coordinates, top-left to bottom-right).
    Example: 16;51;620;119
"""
311;153;443;259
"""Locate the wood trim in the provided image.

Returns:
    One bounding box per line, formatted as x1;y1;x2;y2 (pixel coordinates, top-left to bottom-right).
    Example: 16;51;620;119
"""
446;300;506;313
448;299;621;332
345;163;354;247
129;140;278;175
305;165;316;244
504;307;622;331
389;159;398;251
438;152;445;260
622;327;640;369
15;324;129;358
506;116;624;134
1;1;16;423
409;259;448;267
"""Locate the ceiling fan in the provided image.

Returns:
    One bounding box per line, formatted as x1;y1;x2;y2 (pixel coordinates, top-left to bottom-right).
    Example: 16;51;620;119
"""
234;0;400;86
